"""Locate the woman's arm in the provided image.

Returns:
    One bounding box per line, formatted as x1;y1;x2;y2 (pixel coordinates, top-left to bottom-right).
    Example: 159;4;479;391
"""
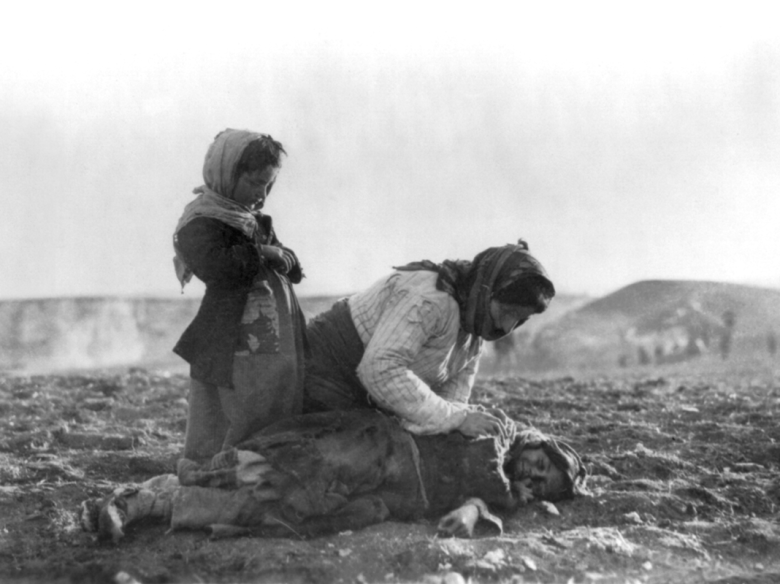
356;293;470;434
355;289;508;437
435;342;482;403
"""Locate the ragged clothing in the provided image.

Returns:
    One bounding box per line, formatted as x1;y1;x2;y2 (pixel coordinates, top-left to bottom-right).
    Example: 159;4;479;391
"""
172;129;307;462
172;208;305;388
173;187;261;288
81;410;587;541
173;410;517;530
173;128;306;390
174;410;430;530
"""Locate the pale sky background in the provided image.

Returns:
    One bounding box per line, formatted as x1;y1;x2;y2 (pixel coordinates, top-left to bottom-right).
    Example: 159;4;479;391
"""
2;2;778;301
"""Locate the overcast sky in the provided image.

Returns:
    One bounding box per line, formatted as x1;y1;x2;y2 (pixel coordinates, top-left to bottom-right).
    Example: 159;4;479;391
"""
2;2;778;301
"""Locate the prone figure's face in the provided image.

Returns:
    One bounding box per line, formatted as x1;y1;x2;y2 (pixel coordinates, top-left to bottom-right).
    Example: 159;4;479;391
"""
507;447;567;501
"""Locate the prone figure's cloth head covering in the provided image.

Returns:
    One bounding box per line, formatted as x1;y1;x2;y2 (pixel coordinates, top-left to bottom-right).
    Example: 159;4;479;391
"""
510;427;589;502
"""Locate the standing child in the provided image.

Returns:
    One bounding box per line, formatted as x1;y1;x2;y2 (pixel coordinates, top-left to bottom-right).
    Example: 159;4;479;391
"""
172;129;307;463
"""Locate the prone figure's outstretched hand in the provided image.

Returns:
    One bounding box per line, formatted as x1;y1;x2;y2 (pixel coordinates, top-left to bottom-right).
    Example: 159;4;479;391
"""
436;498;503;538
437;501;481;538
513;478;535;505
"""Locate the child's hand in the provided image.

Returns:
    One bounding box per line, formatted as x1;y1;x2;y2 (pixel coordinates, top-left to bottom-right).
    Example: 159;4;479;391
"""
259;245;295;274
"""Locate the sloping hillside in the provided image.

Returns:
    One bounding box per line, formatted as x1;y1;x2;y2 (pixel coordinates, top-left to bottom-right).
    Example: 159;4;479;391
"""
532;280;780;371
480;293;592;374
4;282;777;376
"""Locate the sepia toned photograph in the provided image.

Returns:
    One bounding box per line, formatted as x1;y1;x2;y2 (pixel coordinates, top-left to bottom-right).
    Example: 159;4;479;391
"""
1;3;778;583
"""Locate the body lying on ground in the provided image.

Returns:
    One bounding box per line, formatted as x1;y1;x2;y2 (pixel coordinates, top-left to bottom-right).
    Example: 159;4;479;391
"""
80;410;587;542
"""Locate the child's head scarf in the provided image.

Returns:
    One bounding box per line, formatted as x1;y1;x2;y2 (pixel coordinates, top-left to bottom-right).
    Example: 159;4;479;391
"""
172;129;271;288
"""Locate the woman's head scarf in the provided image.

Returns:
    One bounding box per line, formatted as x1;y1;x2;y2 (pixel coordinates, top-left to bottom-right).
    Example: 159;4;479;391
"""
395;240;554;337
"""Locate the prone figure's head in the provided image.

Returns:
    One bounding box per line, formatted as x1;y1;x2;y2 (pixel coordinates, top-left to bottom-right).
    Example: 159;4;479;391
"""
504;428;588;503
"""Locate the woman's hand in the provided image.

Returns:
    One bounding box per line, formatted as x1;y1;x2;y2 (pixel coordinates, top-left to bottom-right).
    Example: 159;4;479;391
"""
457;411;507;438
483;406;511;426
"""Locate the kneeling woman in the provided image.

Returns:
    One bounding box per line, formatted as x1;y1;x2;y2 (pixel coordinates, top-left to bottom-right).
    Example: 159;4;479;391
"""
304;240;555;438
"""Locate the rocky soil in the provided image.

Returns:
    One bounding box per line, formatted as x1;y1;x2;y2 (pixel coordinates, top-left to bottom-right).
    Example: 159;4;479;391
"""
1;357;779;583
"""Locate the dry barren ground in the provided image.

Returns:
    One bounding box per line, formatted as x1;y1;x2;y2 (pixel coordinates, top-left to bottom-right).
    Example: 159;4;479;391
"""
1;358;779;584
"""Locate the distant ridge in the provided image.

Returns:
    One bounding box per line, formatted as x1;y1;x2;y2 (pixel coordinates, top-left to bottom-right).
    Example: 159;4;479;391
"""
2;282;777;375
0;295;344;374
531;279;780;370
579;279;780;318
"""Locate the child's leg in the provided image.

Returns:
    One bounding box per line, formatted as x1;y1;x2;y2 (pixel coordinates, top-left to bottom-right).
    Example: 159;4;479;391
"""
183;377;230;462
219;354;299;448
220;274;304;449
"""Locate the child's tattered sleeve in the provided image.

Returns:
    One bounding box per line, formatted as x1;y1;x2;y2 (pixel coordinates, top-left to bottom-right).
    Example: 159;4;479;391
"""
175;217;260;287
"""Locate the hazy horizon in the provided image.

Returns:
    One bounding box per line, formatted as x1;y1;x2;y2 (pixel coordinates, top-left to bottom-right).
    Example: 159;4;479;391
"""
3;3;778;301
2;275;779;303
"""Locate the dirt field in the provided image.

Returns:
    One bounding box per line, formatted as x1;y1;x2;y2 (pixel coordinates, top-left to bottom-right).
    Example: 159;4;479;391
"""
1;356;779;584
